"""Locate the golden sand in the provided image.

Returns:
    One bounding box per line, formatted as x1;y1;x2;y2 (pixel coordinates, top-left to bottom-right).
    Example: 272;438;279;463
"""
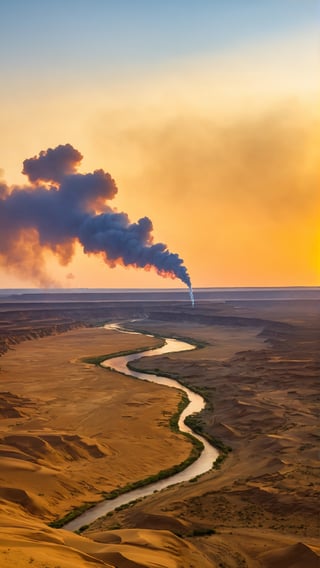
1;300;319;567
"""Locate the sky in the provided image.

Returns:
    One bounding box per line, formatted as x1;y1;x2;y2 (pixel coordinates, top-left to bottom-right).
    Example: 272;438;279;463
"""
0;0;319;289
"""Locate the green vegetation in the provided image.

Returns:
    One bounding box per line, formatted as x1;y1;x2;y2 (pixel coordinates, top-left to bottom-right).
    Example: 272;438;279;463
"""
48;388;203;529
213;454;228;470
82;338;165;366
184;413;232;470
127;361;180;380
75;524;89;534
100;429;203;502
50;325;226;529
167;335;208;349
185;414;231;452
169;392;189;432
184;413;205;434
48;501;97;529
49;433;203;529
118;326;232;473
126;366;213;400
123;325;209;349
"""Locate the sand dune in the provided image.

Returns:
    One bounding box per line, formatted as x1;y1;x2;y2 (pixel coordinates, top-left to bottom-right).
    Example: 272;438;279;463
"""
1;433;107;463
91;303;319;565
259;541;320;568
0;504;215;568
1;297;319;566
79;528;215;567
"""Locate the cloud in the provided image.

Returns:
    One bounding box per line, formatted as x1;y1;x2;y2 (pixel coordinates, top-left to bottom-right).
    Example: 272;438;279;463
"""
89;99;320;285
99;101;320;219
22;144;83;184
0;144;192;289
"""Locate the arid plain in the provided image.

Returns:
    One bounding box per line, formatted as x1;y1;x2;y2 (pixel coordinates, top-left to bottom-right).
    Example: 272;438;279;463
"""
0;290;319;567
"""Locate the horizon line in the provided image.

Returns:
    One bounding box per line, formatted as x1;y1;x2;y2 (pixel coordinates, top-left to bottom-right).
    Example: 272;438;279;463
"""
1;286;319;292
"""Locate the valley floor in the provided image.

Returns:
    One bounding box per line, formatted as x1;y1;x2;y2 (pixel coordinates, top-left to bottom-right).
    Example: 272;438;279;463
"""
0;294;319;567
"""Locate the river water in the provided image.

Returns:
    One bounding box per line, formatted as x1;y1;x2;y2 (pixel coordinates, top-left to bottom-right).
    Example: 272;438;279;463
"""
64;326;218;531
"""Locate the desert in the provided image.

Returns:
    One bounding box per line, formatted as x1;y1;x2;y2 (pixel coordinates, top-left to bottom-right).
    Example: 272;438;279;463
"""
0;288;319;567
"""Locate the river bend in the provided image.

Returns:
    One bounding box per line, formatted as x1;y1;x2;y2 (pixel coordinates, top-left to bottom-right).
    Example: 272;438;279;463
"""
64;325;218;531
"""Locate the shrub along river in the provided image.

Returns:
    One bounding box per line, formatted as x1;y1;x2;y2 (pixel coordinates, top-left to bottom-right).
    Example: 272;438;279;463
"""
64;325;219;531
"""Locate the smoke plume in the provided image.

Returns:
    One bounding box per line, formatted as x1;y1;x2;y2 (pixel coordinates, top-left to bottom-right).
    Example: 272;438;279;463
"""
0;144;192;292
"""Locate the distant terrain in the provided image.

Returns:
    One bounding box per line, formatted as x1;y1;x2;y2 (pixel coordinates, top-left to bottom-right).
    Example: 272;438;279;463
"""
0;288;319;567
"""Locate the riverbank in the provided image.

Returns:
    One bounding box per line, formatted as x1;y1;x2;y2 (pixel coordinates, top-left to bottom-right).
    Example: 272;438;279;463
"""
0;296;319;567
0;326;194;523
86;304;320;566
60;333;219;531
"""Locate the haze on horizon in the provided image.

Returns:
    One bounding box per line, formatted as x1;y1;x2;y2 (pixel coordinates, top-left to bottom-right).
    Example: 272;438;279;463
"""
0;0;319;289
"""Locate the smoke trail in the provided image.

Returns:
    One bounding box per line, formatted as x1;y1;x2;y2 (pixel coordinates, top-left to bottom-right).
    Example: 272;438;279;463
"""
189;286;195;308
0;144;193;298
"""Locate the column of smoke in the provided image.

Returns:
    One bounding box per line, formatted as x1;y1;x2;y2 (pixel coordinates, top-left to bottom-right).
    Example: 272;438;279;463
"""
189;286;195;308
0;144;194;306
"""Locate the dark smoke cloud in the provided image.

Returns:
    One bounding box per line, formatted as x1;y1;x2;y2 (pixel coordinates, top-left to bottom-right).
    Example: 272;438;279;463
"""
22;144;83;184
0;144;191;288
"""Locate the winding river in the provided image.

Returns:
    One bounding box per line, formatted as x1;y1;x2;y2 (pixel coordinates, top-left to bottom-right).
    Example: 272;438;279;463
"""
64;325;219;532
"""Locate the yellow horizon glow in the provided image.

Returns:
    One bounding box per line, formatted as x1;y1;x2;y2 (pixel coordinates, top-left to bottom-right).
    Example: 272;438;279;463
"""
0;30;319;288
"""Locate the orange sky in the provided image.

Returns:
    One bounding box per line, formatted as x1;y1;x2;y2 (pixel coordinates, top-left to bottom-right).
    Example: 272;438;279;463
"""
0;9;319;288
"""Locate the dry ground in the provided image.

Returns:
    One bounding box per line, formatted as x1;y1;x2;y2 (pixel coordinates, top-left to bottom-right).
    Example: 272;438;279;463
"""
0;297;319;567
0;324;197;567
86;301;320;567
